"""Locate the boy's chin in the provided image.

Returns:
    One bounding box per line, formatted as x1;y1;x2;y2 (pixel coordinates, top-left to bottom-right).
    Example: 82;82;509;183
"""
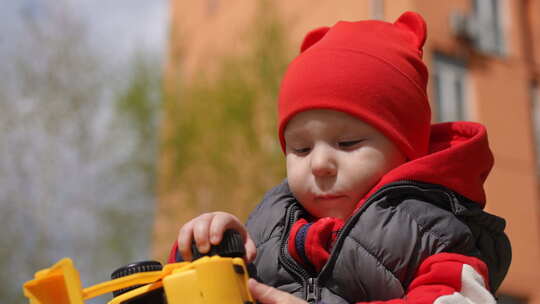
303;202;354;220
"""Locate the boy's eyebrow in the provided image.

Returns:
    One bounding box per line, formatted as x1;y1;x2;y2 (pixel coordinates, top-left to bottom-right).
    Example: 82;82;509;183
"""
284;126;366;142
283;131;306;143
283;125;308;138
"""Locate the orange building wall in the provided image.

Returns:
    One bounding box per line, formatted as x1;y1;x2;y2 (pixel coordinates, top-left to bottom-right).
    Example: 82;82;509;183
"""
161;0;540;301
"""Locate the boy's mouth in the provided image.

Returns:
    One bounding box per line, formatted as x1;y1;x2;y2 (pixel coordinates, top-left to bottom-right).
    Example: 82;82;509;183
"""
314;194;346;200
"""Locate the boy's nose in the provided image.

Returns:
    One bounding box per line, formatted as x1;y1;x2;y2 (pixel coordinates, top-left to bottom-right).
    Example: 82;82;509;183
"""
310;145;337;177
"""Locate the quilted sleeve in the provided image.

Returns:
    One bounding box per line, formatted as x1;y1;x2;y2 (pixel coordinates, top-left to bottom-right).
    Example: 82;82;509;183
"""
357;252;495;304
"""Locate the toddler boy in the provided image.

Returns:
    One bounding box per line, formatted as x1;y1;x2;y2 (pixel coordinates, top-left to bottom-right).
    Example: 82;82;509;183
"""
170;11;511;304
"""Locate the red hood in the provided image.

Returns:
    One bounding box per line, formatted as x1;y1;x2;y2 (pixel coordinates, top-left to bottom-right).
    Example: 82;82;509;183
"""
361;121;494;208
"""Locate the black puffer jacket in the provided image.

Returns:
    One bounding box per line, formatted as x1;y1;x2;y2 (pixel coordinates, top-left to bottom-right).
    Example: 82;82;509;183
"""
246;180;511;303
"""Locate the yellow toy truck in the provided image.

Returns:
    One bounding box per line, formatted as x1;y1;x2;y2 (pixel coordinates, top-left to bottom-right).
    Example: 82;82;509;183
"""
22;230;255;304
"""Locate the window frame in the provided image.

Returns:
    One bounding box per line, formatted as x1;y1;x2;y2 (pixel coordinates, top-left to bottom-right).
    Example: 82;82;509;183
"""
432;53;470;122
472;0;506;55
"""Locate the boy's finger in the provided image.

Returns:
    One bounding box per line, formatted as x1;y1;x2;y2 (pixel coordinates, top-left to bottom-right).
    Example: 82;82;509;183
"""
177;222;194;261
245;236;257;263
193;213;214;254
208;212;243;245
208;212;232;244
248;279;308;304
248;279;300;304
248;279;277;303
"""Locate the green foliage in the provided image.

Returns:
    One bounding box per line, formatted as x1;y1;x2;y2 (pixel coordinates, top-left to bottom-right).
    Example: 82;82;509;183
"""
169;60;257;173
116;53;162;192
164;2;290;217
117;57;160;141
252;0;289;98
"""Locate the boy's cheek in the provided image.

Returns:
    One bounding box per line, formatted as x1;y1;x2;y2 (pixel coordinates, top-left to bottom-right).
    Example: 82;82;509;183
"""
286;160;303;187
287;177;311;208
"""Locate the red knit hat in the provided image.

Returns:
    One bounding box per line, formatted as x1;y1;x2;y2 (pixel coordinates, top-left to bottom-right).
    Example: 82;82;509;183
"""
278;11;431;160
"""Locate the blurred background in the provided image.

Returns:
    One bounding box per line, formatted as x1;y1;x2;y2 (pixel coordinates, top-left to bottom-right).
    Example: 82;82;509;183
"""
5;0;540;303
1;0;166;303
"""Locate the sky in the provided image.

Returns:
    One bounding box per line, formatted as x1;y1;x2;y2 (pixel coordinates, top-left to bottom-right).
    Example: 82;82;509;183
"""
0;0;169;66
76;0;169;63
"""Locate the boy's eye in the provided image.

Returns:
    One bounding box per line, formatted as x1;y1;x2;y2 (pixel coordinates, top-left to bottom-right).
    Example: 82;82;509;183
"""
292;147;311;154
338;140;364;149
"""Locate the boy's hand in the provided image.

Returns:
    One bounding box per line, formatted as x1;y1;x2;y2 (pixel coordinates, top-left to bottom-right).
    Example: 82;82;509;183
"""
248;279;308;304
177;211;256;262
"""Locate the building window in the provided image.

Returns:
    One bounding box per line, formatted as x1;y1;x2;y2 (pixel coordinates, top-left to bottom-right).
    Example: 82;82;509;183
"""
206;0;219;15
432;53;469;122
369;0;384;20
531;82;540;172
450;0;506;55
473;0;506;55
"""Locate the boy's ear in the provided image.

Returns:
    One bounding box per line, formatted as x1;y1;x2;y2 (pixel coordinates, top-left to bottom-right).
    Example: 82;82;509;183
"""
300;26;330;53
394;11;427;57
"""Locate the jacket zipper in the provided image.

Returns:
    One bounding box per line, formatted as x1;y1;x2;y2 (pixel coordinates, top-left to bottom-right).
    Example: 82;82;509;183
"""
306;277;319;303
278;204;320;303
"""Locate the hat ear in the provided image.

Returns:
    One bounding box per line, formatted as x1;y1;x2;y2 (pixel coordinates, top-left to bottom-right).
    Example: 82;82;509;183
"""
394;11;427;57
300;26;330;53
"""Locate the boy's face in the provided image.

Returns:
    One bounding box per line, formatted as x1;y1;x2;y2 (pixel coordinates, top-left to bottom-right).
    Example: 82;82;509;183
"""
284;109;406;220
